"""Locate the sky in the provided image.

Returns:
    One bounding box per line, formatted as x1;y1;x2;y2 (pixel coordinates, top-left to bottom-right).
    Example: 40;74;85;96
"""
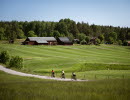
0;0;130;27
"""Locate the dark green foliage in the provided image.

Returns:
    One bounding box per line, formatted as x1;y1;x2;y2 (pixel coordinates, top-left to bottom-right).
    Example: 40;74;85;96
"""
78;33;86;42
9;56;23;69
53;30;60;39
0;51;10;64
123;41;128;46
0;19;130;45
118;40;122;45
27;30;37;37
80;39;86;45
108;37;114;44
95;38;101;45
17;29;25;39
0;27;5;40
85;36;90;44
98;34;104;43
109;32;117;41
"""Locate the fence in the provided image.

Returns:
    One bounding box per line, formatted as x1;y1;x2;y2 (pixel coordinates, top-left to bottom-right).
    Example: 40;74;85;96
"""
48;72;128;80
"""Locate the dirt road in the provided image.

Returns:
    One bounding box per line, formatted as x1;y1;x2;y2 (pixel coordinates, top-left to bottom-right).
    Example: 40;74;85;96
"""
0;65;86;81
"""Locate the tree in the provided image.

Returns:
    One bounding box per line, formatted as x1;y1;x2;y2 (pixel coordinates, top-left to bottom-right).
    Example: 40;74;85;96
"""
9;56;23;69
85;36;90;44
67;33;74;41
17;29;25;39
27;31;37;37
69;21;79;37
127;32;130;40
108;37;114;44
109;32;117;42
78;33;86;42
0;27;5;40
118;40;122;45
5;25;17;43
80;39;86;45
53;31;60;38
95;38;101;45
123;41;128;46
0;51;10;64
98;34;104;43
55;22;68;35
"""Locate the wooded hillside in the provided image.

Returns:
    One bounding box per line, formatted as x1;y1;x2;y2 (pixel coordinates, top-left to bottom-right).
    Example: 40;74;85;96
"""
0;18;130;45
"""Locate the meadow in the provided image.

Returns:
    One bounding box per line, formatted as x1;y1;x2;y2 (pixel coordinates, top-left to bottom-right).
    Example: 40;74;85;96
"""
0;42;130;80
0;41;130;100
0;71;130;100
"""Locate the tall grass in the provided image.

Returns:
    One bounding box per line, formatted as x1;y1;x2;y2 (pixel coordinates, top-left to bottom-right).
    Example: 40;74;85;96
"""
0;71;130;100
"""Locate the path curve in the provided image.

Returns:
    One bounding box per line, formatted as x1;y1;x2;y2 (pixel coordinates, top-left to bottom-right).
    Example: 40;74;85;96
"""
0;65;87;81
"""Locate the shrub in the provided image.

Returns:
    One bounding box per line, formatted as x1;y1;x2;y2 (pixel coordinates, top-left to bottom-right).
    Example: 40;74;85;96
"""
85;36;90;44
80;39;86;45
118;40;122;45
95;38;101;45
9;56;23;69
0;51;10;64
123;41;128;46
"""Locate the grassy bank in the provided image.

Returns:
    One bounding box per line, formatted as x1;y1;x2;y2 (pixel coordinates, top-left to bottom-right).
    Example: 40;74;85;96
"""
0;71;130;100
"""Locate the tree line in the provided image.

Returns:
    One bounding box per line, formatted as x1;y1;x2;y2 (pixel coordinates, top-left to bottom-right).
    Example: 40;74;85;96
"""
0;18;130;45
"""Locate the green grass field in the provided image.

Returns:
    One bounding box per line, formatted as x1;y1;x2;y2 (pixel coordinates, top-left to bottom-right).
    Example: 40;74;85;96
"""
0;41;130;100
0;43;130;79
0;71;130;100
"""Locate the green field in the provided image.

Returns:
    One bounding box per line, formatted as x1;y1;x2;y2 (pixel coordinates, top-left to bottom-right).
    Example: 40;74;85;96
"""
0;43;130;80
0;71;130;100
0;42;130;100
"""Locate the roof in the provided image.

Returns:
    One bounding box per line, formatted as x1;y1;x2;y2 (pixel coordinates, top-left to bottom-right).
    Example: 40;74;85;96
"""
28;37;57;42
58;37;72;43
36;40;48;44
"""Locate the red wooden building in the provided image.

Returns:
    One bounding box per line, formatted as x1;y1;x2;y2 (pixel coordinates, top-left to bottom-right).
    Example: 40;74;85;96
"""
57;37;73;45
22;37;57;45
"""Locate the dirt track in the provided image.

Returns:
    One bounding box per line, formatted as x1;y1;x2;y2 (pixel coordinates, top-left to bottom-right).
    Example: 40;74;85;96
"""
0;65;87;81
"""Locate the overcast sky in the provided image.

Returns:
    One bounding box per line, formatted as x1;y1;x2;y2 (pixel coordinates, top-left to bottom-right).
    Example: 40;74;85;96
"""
0;0;130;27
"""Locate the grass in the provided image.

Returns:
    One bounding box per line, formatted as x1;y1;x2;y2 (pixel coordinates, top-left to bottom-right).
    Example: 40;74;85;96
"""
0;71;130;100
0;42;130;79
0;41;130;100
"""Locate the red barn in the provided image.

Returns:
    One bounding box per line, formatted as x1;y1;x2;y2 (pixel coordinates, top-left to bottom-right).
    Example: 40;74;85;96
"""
22;37;57;45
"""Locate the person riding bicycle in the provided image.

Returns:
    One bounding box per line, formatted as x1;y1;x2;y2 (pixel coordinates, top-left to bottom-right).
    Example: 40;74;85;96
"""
62;70;64;75
61;70;65;79
72;72;76;80
51;70;55;77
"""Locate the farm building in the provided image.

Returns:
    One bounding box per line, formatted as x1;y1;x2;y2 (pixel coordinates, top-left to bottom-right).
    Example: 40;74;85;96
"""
57;37;73;45
22;37;57;45
127;41;130;46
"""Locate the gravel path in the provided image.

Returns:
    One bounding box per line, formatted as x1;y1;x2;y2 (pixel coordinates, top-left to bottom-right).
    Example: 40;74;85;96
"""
0;65;87;81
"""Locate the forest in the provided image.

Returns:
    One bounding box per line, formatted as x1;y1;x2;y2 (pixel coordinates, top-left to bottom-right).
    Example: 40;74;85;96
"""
0;18;130;45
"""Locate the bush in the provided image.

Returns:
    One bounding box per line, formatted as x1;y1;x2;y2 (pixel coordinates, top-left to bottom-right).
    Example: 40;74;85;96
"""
118;40;122;45
85;36;90;44
123;41;128;46
0;51;10;64
9;56;23;69
95;38;101;45
80;39;86;45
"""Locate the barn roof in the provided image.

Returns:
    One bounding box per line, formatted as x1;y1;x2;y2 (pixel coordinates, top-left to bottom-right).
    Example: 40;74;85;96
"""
28;37;57;42
58;37;72;43
36;40;48;44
